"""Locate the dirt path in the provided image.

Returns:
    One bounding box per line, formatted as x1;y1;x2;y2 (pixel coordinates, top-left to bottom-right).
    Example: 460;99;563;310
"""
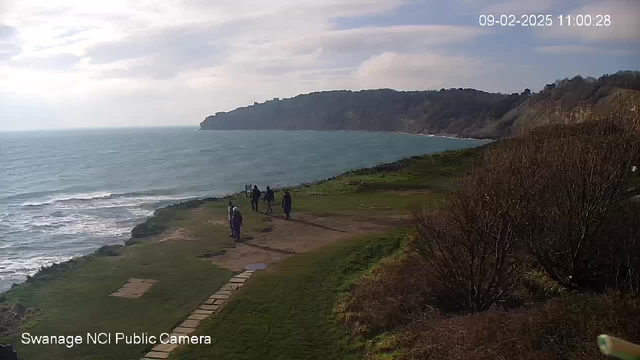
211;212;406;271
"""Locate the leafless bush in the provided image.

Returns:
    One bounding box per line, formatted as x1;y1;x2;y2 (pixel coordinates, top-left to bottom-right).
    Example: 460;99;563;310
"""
410;139;548;311
522;121;640;290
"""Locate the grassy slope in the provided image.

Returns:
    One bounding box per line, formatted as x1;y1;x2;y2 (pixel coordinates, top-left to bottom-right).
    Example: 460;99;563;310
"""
0;146;486;360
171;232;404;360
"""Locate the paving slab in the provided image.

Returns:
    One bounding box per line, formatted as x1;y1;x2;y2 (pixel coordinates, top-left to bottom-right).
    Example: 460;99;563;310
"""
144;351;169;359
194;309;214;315
110;278;157;298
229;277;247;283
235;274;252;278
200;305;219;311
188;313;210;320
173;326;196;334
210;294;229;300
180;319;200;328
203;298;215;305
214;299;226;305
215;290;232;295
151;343;178;352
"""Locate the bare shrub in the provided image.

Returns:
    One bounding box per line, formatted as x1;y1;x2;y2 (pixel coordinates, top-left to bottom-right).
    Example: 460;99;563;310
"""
337;255;438;337
522;121;640;290
394;293;640;360
410;139;548;311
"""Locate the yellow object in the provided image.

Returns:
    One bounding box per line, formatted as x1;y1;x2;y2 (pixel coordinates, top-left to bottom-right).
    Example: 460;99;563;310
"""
598;335;640;360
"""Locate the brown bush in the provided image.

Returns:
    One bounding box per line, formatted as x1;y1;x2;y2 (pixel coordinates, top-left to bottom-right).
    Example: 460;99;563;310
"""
337;255;439;337
410;137;548;311
521;121;640;291
394;293;640;360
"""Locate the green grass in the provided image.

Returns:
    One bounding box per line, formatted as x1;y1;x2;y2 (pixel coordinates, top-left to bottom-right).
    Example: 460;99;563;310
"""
0;216;234;360
296;146;487;196
170;231;404;360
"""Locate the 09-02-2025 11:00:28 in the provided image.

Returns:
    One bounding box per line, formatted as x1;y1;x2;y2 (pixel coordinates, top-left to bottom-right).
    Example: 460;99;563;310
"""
479;14;611;27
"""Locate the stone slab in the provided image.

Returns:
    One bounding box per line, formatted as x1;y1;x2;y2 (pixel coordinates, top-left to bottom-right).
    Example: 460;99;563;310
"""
229;277;247;283
145;351;169;359
210;294;229;300
220;285;235;291
109;278;158;298
215;290;232;295
234;274;251;278
194;309;214;315
151;343;178;352
214;299;226;305
189;313;210;320
173;326;196;334
203;298;215;305
200;305;219;311
180;319;200;328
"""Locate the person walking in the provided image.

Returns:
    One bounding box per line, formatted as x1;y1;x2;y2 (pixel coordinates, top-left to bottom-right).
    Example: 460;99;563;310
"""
264;186;275;214
227;200;235;237
232;207;243;241
251;185;262;212
281;190;292;220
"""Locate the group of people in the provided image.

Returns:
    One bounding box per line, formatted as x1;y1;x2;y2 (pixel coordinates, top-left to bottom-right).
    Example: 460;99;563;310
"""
227;185;293;241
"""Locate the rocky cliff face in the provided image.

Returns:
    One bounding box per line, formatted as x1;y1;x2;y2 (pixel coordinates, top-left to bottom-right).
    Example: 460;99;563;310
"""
200;71;640;139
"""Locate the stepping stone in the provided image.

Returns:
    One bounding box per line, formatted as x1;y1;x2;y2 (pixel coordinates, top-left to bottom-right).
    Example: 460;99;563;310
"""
110;278;157;298
189;313;210;320
200;305;219;311
235;273;252;278
228;283;241;290
229;277;247;283
151;343;178;352
145;351;169;359
216;290;232;295
220;285;235;291
203;298;215;305
210;294;229;300
173;327;196;334
214;300;226;305
194;309;214;315
180;319;200;328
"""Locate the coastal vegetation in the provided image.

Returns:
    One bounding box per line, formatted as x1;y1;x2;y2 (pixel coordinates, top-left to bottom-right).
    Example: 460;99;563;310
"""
337;108;640;359
201;71;640;139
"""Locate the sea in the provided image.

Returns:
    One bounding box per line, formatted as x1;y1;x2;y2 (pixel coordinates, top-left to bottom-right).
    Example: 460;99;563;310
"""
0;127;489;292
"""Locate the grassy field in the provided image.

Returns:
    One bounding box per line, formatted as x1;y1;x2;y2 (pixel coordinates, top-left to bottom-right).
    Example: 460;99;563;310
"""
0;146;486;360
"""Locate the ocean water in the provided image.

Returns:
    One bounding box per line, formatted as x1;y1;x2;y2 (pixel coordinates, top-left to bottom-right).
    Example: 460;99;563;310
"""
0;127;488;292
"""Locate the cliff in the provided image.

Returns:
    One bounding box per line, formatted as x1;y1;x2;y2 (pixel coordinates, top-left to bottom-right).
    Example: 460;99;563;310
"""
200;71;640;139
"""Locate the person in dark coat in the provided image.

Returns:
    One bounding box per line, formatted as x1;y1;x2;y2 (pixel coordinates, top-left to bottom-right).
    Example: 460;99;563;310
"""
264;186;275;214
232;207;243;241
281;190;292;220
251;185;262;212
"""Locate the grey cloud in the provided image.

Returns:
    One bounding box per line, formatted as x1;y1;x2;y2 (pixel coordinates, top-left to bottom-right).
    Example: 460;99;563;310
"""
0;24;16;40
11;53;81;71
87;23;222;63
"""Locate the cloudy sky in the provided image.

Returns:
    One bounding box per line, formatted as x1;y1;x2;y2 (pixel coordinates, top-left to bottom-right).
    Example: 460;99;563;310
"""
0;0;638;131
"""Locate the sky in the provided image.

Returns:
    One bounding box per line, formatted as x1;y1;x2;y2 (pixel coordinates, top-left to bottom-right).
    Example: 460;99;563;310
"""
0;0;638;131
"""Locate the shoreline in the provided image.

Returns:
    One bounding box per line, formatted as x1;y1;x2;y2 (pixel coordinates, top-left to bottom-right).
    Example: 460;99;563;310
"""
197;127;498;141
